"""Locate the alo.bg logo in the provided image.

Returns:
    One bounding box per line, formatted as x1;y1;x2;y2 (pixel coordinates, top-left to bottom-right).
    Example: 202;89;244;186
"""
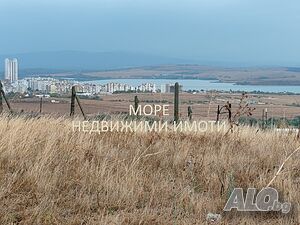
224;188;291;214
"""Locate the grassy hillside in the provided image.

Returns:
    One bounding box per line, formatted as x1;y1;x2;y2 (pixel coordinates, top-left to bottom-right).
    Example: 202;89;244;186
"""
0;116;299;224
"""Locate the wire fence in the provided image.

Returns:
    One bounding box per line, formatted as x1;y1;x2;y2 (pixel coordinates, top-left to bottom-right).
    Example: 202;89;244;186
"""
0;81;299;129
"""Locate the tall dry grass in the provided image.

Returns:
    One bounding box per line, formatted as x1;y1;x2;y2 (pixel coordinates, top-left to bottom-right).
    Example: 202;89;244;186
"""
0;116;299;224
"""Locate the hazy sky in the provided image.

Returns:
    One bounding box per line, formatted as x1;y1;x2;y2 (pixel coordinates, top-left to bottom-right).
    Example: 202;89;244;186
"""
1;0;300;66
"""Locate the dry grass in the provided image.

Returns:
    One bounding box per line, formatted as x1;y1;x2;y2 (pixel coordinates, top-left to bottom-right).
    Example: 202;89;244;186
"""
0;116;299;224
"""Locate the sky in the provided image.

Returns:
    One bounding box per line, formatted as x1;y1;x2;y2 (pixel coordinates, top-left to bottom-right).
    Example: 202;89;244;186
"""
1;0;300;66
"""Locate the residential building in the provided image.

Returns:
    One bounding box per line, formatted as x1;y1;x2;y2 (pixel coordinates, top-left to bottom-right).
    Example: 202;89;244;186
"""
5;58;18;82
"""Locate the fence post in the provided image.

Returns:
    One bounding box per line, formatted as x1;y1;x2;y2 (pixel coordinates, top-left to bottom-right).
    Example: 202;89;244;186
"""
174;82;179;124
228;102;232;122
2;91;12;113
0;81;12;113
262;109;265;129
216;105;220;122
134;96;139;112
70;86;87;120
70;86;76;117
0;88;2;114
188;106;192;121
39;97;43;113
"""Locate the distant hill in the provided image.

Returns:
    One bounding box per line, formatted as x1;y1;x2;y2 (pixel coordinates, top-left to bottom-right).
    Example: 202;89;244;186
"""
287;67;300;72
0;51;190;74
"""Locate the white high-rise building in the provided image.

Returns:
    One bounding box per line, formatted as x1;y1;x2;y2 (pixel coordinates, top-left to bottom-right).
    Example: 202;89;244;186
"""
5;58;18;82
